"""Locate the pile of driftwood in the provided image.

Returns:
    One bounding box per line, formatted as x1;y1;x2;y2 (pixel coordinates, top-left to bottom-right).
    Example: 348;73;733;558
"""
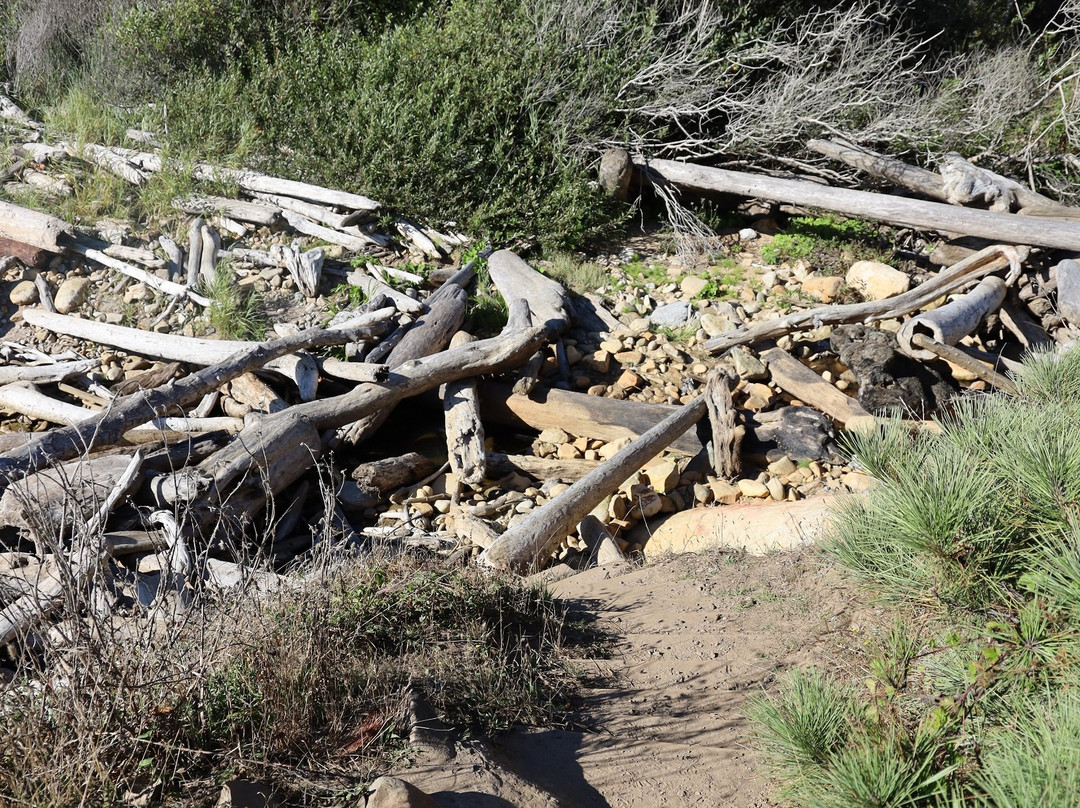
2;102;1080;651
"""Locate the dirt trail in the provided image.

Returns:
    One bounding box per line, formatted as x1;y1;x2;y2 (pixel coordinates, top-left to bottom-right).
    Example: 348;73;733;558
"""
398;548;867;807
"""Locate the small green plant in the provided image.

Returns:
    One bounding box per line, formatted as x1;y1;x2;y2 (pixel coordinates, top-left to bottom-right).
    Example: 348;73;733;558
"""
201;260;268;340
761;216;889;272
541;252;608;294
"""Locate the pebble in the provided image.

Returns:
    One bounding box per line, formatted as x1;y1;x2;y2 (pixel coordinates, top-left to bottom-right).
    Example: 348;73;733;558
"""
737;479;770;498
9;280;38;306
54;277;91;313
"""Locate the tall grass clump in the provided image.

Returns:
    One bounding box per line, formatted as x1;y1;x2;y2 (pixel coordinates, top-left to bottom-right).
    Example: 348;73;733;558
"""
751;346;1080;807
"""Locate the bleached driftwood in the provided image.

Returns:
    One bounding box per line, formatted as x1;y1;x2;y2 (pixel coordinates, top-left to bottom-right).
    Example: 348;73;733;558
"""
706;368;741;479
175;195;282;227
0;199;73;252
249;191;348;229
395;218;441;259
282;209;380;251
159;235;184;280
319;357;390;383
192;164;380;212
0;359;99;385
897;276;1007;360
0;320;394;484
487;250;571;337
71;244;212;307
442;332;485;490
103;243;167;271
185;217;203;288
761;347;875;429
75;143;146;185
198;224;220;287
347;268;424;314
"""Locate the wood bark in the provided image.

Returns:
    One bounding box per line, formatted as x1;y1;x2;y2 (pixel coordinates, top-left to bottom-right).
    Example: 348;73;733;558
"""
705;368;741;479
705;245;1025;354
480;382;706;456
485;451;601;482
634;155;1080;251
442;331;485;490
0;322;391;486
319;357;389;383
760;347;875;429
479;395;707;572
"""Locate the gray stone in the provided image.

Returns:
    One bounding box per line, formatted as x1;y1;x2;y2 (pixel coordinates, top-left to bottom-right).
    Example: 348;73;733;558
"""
730;346;768;381
700;313;735;338
1056;259;1080;327
738;227;759;241
54;277;91;313
649;301;692;328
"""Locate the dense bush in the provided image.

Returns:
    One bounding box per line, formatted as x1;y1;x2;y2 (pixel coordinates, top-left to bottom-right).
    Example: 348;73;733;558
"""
751;347;1080;807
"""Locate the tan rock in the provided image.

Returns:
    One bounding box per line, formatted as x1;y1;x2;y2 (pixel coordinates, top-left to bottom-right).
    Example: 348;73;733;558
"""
680;275;709;298
766;477;785;501
599;437;632;459
841;471;877;492
643;495;840;557
737;479;770;498
846;260;910;301
767;456;797;477
644;458;680;494
54;277;91;313
708;480;741;505
629;483;663;518
801;275;844;303
9;280;38;306
556;443;582;460
743;382;774;411
616;369;643;390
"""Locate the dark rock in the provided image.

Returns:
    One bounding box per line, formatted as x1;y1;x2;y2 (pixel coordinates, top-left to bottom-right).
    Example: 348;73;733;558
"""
830;324;955;417
744;406;838;463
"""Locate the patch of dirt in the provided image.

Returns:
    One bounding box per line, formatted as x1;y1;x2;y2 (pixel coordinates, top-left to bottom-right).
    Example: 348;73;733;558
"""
396;548;881;807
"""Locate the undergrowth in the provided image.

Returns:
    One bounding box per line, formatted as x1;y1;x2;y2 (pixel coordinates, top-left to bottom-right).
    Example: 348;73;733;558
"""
750;345;1080;807
0;556;586;805
760;216;891;274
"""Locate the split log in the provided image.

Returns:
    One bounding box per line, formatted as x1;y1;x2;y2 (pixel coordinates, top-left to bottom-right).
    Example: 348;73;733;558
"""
479;395;707;572
0;199;73;252
71;244;212;307
807;138;948;201
485;451;601;482
338;453;439;511
333;285;468;445
634;155;1080;251
223;372;288;414
175;195;282;227
705;245;1026;354
897;276;1007;360
193;164;380;212
442;331;485;490
761;347;874;429
0;359;98;385
705;368;741;478
0;452;143;646
0;321;392;486
249;191;348;229
486;250;571;337
276;242;324;297
480;382;706;456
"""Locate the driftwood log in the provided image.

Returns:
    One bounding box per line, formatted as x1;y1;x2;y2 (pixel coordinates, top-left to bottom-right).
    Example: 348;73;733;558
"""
633;155;1080;251
760;348;875;429
897;276;1007;361
479;395;707;572
0;199;73;253
705;368;741;478
487;250;571;337
442;332;485;490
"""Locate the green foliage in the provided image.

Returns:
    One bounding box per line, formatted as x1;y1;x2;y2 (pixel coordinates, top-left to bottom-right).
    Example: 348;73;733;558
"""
761;216;888;272
202;261;268;340
753;347;1080;807
541;253;608;295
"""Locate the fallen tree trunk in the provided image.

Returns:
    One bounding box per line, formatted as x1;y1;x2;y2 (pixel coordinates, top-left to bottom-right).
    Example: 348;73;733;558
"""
193;164;380;212
0;359;99;385
0;322;391;487
487;250;571;337
0;199;74;252
760;348;875;429
442;331;485;490
704;245;1025;354
485;451;601;482
175;195;283;227
807;138;949;201
479;395;707;572
897;276;1007;360
634;155;1080;251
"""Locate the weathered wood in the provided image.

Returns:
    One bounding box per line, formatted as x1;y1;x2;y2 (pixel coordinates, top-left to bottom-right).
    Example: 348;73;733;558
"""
21;308;389;395
74;143;145;185
897;276;1007;360
908;333;1018;394
334;285;468;445
808;138;948;200
249;191;348;229
705;368;741;479
0;452;143;646
193;164;380;212
442;331;485;490
319;357;389;383
0;359;98;385
479;396;708;572
339;453;439;511
23;169;71;197
480;382;706;456
634;156;1080;251
1000;302;1054;350
0;236;49;267
223;372;288;414
282;209;378;251
175;195;282;227
938;152;1059;212
348;269;425;314
705;245;1026;354
71;243;212;307
277;242;324;298
198;225;220;288
0;321;392;486
395;218;441;259
158;235;184;281
185;217;204;287
487;250;571;337
111;361;183;397
103;243;167;271
450;508;502;550
577;513;628;567
485;451;601;482
760;348;874;429
0;199;73;253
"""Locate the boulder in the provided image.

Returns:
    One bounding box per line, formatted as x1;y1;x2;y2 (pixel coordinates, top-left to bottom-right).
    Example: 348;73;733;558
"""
648;301;692;328
367;776;441;808
643;495;840;557
9;279;38;306
1055;259;1080;327
846;260;910;301
801;275;844;302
